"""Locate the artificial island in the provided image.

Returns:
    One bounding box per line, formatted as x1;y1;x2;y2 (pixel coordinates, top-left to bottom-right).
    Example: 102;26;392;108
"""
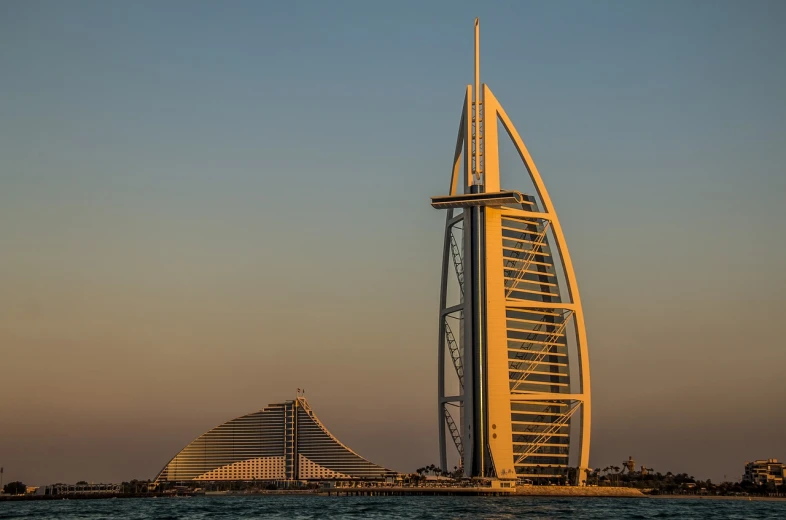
154;17;591;493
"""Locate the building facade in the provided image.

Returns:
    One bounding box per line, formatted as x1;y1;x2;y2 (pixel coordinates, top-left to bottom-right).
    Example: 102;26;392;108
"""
432;20;591;484
155;396;392;483
743;459;785;486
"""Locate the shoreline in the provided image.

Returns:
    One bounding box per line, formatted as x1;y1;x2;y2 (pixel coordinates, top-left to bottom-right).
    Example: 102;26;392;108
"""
515;486;644;498
3;489;785;502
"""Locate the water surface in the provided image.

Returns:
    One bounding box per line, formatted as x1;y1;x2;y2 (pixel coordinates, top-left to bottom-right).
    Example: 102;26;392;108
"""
1;495;784;519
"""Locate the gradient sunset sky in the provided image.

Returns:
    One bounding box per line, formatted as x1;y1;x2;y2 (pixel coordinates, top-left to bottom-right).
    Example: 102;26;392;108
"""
1;0;784;485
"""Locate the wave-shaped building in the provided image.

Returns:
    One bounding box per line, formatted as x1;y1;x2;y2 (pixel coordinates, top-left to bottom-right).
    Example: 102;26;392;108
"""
155;395;393;483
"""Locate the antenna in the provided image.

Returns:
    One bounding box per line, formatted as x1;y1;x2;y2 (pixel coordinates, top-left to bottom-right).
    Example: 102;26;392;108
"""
474;17;480;107
473;18;483;185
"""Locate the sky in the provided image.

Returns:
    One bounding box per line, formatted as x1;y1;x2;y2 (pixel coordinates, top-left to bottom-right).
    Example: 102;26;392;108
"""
1;0;784;485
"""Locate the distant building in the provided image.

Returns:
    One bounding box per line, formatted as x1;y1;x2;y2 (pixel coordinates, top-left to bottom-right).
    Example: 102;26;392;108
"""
38;483;121;496
155;395;394;483
743;459;785;485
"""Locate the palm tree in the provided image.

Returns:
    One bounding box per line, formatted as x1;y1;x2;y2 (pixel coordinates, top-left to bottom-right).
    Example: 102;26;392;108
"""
611;466;621;487
599;466;611;486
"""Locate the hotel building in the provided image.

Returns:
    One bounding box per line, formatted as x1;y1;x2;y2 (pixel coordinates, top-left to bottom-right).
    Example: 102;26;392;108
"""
155;396;392;483
431;19;591;484
743;459;785;486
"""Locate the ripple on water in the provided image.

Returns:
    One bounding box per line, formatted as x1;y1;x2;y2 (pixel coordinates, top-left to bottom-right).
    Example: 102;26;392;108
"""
1;495;785;519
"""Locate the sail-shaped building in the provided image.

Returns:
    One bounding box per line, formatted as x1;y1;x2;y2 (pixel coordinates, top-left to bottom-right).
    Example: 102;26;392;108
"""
155;395;392;483
431;20;591;484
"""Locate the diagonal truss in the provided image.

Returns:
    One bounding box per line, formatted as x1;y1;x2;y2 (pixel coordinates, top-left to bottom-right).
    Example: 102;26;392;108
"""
444;405;464;466
445;318;464;389
513;401;580;466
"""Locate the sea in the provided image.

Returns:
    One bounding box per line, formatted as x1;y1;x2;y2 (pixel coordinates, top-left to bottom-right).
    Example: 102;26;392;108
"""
1;495;785;519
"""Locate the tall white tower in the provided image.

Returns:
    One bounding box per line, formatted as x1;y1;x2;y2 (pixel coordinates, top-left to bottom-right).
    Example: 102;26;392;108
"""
431;19;591;484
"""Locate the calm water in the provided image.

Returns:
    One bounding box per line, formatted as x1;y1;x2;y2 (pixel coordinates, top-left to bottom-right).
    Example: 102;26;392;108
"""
1;495;784;519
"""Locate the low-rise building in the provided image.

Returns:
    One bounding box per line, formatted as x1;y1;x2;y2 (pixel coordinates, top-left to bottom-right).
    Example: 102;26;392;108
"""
743;459;785;485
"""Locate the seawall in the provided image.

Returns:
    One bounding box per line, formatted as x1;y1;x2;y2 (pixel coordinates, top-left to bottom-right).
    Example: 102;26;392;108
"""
516;486;645;497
